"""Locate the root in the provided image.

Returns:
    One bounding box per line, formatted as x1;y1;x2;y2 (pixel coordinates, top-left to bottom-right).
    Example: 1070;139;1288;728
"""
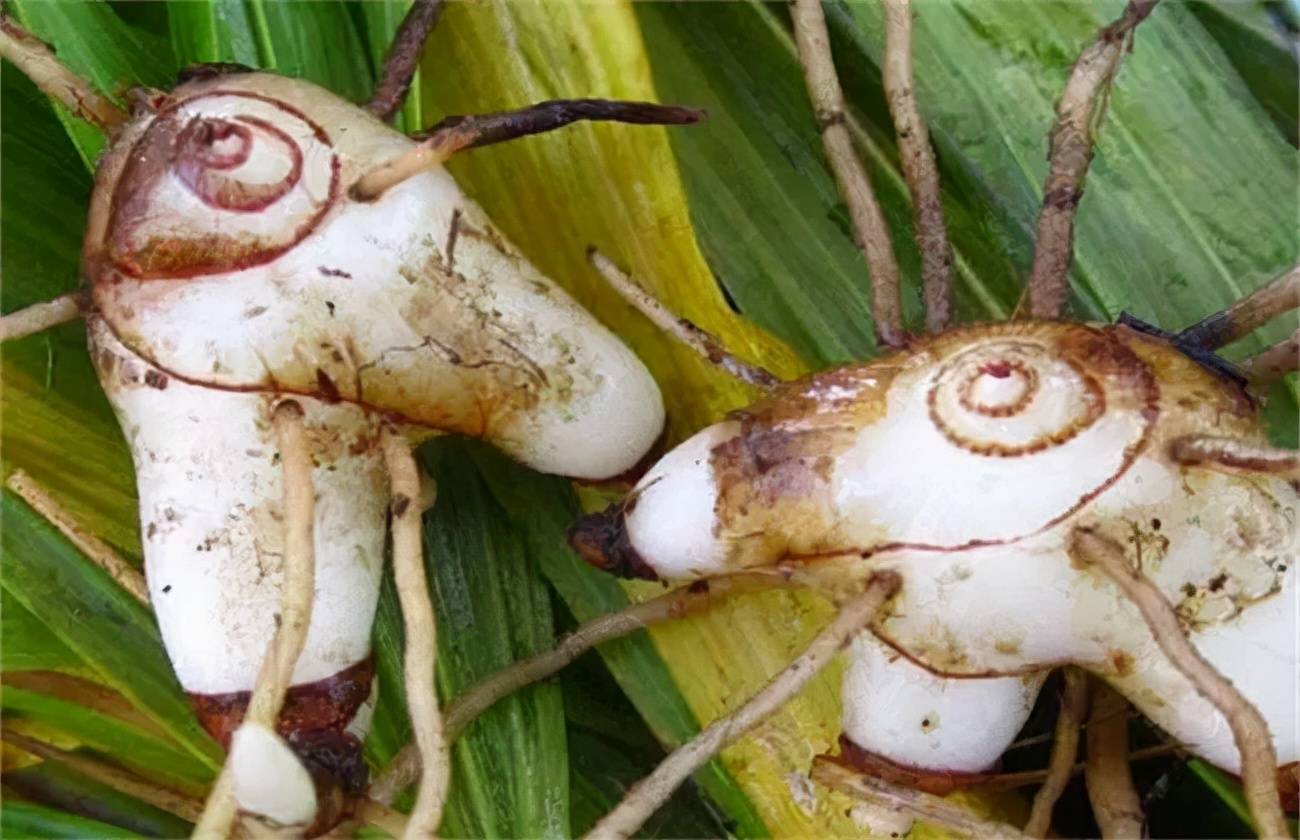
982;743;1182;791
1241;328;1299;385
1168;435;1300;481
380;430;450;839
351;99;702;202
1179;264;1300;351
366;0;444;122
583;571;902;840
811;756;1027;839
0;294;82;343
880;0;952;333
587;250;781;390
1069;528;1289;839
1;727;202;822
372;570;792;804
1085;680;1145;839
1024;667;1089;837
1026;0;1161;318
193;401;318;840
790;0;905;349
0;16;126;132
5;469;149;605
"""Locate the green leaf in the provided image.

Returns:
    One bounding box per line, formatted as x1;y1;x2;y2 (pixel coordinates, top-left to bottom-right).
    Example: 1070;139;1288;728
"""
0;70;140;555
366;440;568;839
470;445;769;838
0;491;221;772
1;592;85;676
2;685;213;790
0;800;139;840
166;0;260;67
243;0;373;102
561;645;726;838
2;760;192;838
352;0;426;133
7;0;175;165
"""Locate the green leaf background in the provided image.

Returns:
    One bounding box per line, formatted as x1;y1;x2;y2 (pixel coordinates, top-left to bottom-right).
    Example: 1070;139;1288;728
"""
1;1;1295;838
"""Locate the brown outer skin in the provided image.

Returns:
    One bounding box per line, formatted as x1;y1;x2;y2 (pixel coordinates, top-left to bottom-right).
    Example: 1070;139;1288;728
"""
190;658;375;834
570;320;1260;588
699;321;1255;576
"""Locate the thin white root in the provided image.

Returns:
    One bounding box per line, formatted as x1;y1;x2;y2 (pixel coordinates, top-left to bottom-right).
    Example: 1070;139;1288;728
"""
0;294;81;343
790;0;905;349
380;430;450;839
1241;328;1299;385
1025;667;1089;836
583;571;902;840
1069;528;1289;839
880;0;952;333
1085;680;1145;839
192;401;318;840
0;18;126;132
1026;0;1160;318
588;250;781;390
1179;264;1300;350
1;727;202;822
5;469;149;605
1168;435;1300;481
371;570;794;804
810;756;1027;839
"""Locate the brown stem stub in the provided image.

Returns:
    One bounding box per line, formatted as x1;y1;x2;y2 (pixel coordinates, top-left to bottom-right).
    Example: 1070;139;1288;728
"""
1026;0;1161;318
1242;328;1300;385
790;0;906;349
352;100;703;202
1179;264;1300;351
366;0;445;122
881;0;953;333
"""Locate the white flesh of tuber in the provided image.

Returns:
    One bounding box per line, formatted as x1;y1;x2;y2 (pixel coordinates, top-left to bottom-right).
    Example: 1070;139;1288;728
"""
586;322;1298;779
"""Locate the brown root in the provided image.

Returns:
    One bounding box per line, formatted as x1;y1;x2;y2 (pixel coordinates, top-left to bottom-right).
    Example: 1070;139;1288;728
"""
1179;264;1300;351
0;17;126;132
366;0;444;122
1241;328;1299;386
193;401;319;839
371;570;794;805
583;571;902;840
379;430;450;838
587;250;782;390
1069;527;1289;839
981;743;1182;792
811;755;1027;839
790;0;905;349
5;469;149;605
1026;0;1161;318
880;0;952;333
1024;667;1089;837
0;294;82;343
351;99;703;202
1168;435;1300;481
1085;680;1145;839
